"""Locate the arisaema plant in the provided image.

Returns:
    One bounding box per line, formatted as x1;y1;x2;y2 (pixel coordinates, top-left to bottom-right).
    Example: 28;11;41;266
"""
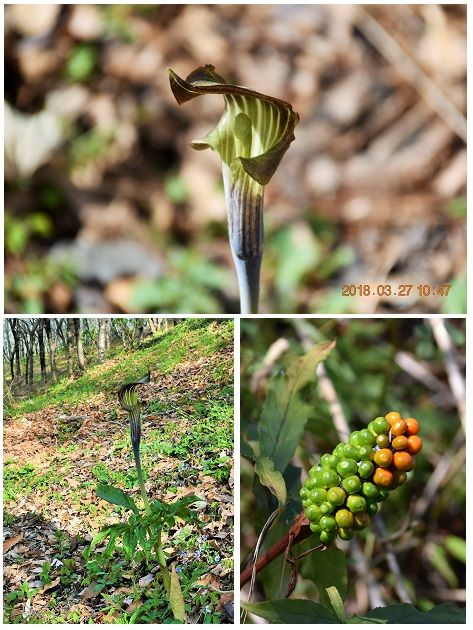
84;372;202;623
169;65;299;314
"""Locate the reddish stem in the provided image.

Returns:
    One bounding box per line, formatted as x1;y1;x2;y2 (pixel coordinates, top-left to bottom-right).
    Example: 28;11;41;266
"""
240;513;313;588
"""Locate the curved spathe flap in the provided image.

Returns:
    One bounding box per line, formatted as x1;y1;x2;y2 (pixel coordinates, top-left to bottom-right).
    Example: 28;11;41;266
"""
118;371;151;412
169;65;299;186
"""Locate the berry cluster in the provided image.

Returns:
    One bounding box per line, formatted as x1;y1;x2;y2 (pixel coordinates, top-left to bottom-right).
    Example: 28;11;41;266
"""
300;412;422;544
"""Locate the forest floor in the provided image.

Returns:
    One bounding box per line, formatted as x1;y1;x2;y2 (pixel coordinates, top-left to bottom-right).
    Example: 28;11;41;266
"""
3;319;234;624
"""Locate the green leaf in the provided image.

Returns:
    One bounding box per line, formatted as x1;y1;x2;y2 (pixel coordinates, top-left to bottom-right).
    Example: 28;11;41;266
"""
169;564;186;622
444;535;466;564
259;341;336;472
241;599;338;624
428;543;458;588
254;456;287;511
301;549;347;610
168;65;299;186
326;586;346;623
363;604;465;624
96;484;140;515
347;614;387;624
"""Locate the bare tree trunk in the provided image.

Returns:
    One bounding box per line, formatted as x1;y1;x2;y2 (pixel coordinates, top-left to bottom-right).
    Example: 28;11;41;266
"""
44;319;58;383
38;319;47;385
105;318;111;350
148;318;158;333
74;319;86;372
8;319;22;380
27;329;35;387
98;318;107;363
66;319;74;377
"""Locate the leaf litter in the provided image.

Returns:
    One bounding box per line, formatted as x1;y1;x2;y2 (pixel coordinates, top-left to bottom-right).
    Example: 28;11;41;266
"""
3;328;234;623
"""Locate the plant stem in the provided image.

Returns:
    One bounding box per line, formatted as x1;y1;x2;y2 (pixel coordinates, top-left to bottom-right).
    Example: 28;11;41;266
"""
240;512;312;588
130;410;171;594
222;163;264;314
154;528;171;594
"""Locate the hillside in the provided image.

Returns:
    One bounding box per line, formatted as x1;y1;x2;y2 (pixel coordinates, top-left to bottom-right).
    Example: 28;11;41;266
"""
3;318;234;624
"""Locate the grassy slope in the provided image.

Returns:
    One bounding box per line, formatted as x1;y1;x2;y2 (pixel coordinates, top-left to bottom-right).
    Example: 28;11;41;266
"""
3;318;234;624
5;318;233;418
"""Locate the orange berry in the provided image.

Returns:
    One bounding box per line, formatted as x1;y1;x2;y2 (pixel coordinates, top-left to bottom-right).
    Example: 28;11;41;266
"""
406;435;423;455
405;418;420;436
373;467;393;488
393;451;414;472
392;469;408;487
373;448;393;467
392;435;408;450
385;411;401;425
391;419;407;436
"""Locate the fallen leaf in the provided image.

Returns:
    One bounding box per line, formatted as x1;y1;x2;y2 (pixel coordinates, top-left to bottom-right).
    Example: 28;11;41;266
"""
3;533;23;553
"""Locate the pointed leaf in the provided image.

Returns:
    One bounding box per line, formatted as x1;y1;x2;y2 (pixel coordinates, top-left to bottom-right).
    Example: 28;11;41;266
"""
96;484;140;515
169;564;186;622
254;456;287;511
301;549;347;609
363;604;465;624
326;586;346;623
259;341;336;472
241;599;338;624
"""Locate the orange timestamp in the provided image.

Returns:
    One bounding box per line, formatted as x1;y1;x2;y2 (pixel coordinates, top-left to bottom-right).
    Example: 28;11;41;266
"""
341;284;452;297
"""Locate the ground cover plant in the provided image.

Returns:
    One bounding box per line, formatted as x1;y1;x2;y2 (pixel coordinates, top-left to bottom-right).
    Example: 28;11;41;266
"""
3;318;234;624
240;318;465;623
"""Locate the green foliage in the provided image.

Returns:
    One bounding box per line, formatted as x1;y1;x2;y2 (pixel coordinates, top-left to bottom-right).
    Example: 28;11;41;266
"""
95;484;140;515
5;318;233;418
131;250;233;313
242;599;465;624
65;44;98;81
5;213;53;256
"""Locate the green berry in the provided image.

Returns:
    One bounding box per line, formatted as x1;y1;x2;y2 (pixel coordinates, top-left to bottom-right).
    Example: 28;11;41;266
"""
372;416;390;435
320;454;339;470
346;495;366;514
320;530;336;543
357;445;372;460
302;499;312;508
337;458;358;478
321;470;340;488
305;505;321;522
342;444;360;459
376;434;390;448
338;527;354;541
366;499;378;517
378;488;389;502
308;465;320;478
342;475;361;494
335;508;354;528
353;512;370;530
307;472;325;489
309;488;327;504
319;515;337;532
333;443;346;459
327;486;346;507
319;501;334;515
361;481;379;499
310;522;321;534
300;487;309;499
358;429;376;446
349;431;361;446
358;460;374;479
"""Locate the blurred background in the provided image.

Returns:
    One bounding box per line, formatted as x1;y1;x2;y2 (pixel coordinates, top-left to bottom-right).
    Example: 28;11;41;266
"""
240;317;465;615
4;4;466;314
